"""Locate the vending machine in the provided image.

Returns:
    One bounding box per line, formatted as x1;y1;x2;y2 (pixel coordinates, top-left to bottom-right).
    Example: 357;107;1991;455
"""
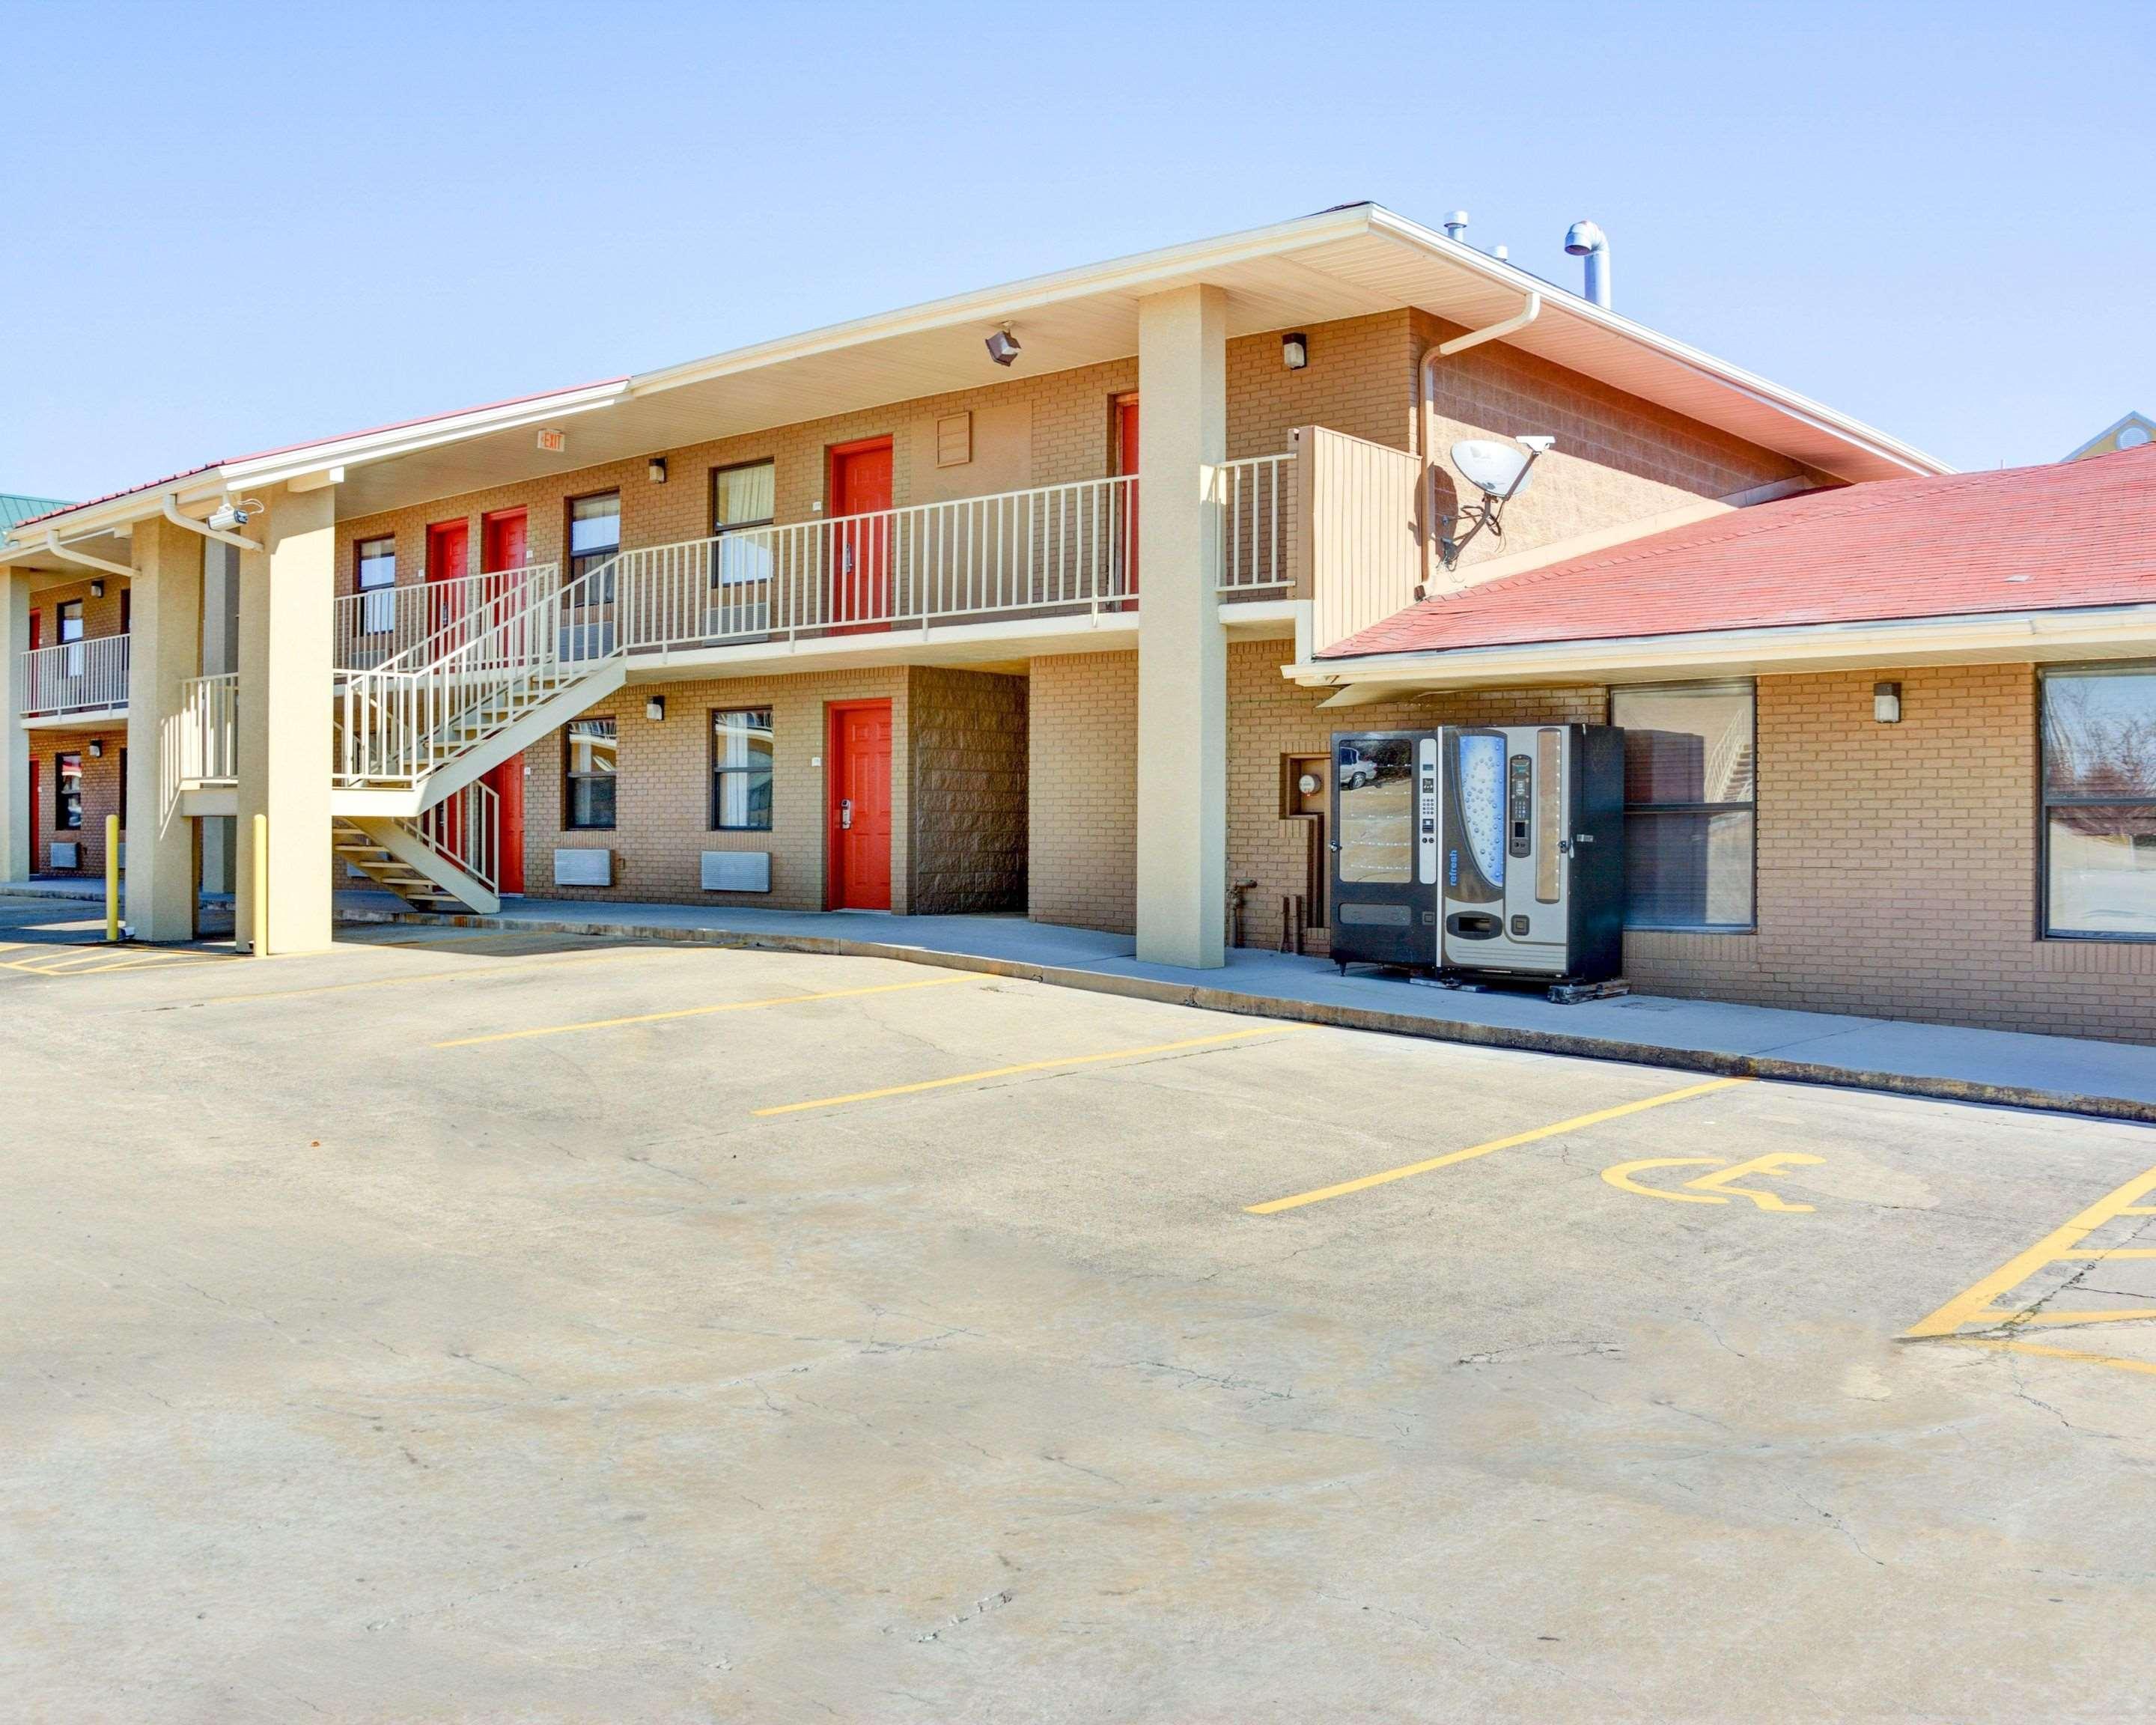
1327;729;1442;970
1439;724;1626;984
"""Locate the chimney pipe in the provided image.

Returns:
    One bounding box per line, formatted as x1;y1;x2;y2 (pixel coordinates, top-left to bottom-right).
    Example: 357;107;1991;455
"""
1443;210;1469;243
1563;219;1611;308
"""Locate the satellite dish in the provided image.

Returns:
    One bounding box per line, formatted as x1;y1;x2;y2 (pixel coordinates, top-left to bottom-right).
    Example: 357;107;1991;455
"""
1452;439;1538;499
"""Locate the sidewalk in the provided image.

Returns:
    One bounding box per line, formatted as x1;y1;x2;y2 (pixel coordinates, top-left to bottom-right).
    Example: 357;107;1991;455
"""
332;891;2156;1125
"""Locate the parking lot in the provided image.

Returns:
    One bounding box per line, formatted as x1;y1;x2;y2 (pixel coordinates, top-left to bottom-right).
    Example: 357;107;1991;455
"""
5;894;2156;1721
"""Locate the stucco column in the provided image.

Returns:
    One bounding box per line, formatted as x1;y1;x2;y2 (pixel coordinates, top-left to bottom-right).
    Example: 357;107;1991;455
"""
0;570;31;884
1133;283;1228;968
125;516;204;940
237;484;335;954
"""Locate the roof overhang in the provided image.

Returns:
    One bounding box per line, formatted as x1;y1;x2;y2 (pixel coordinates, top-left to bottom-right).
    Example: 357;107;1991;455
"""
4;204;1946;568
1288;604;2156;700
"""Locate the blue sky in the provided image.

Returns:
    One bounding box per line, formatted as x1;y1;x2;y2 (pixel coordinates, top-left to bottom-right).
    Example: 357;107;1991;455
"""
2;0;2149;497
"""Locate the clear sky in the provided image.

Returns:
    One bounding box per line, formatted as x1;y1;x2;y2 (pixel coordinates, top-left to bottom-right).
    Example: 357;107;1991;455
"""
2;0;2149;499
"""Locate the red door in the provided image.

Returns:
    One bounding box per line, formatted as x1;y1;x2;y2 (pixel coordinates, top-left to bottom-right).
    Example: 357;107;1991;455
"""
426;519;470;637
826;700;893;910
1114;394;1139;601
478;508;530;894
827;436;893;632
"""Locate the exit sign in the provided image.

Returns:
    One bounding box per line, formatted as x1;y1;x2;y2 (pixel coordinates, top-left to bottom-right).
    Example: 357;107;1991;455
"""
536;428;567;454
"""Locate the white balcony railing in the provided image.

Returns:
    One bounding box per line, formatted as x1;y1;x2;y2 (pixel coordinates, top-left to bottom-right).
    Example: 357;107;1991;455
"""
179;673;238;785
335;565;561;670
1213;453;1297;595
22;633;130;717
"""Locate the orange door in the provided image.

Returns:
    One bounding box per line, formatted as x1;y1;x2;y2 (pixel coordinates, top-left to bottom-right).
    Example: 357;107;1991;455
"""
425;519;470;635
826;700;893;910
478;508;530;893
1114;394;1139;600
826;436;893;631
484;756;525;895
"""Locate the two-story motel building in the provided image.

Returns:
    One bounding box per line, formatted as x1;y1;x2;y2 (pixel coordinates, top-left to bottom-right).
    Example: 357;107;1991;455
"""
7;202;2156;1041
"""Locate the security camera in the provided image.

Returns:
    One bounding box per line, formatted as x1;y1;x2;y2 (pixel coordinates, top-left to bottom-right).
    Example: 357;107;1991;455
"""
207;502;252;532
984;326;1021;367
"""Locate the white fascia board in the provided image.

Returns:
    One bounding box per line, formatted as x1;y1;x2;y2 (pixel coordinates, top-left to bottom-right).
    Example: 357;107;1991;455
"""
1285;605;2156;690
1362;207;1951;481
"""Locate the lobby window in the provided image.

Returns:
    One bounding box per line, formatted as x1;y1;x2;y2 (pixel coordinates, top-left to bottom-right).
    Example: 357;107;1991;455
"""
56;752;82;830
564;717;617;830
1610;681;1756;931
356;535;398;634
711;708;774;830
2041;666;2156;938
567;491;621;596
710;460;776;588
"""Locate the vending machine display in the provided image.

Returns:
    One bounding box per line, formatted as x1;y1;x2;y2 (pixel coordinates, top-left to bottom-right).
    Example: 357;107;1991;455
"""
1327;730;1441;970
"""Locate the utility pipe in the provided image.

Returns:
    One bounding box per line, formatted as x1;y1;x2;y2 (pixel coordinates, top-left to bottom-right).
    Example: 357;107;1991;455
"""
162;493;263;553
1415;290;1541;591
43;529;135;579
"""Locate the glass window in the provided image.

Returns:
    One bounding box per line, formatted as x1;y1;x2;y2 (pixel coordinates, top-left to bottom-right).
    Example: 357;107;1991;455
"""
2043;666;2156;937
1610;682;1756;931
710;460;776;586
568;492;621;594
356;535;397;635
1335;737;1415;883
57;599;83;676
564;717;617;830
56;752;82;830
711;708;774;830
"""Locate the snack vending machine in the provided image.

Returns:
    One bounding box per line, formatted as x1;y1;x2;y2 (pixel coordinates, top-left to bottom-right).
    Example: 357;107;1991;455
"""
1327;730;1442;970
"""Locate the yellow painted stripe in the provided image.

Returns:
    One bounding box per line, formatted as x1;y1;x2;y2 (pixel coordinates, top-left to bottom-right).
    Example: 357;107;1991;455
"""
1903;1161;2156;1338
1245;1076;1753;1214
439;973;975;1049
1938;1336;2156;1378
752;1024;1295;1116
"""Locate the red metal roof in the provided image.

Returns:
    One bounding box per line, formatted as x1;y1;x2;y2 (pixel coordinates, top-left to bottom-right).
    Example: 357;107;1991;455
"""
1321;445;2156;660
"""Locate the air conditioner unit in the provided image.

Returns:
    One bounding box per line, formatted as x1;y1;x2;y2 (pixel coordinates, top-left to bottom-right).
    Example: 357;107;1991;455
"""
553;848;612;887
50;840;81;870
701;851;771;892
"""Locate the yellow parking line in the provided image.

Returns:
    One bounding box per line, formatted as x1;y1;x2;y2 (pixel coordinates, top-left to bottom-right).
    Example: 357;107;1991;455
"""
1245;1076;1753;1214
195;945;654;1006
752;1024;1297;1116
438;973;976;1049
1939;1336;2156;1379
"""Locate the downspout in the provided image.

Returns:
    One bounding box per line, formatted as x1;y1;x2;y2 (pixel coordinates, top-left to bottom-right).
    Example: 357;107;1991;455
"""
1416;290;1541;592
43;529;134;579
162;493;263;553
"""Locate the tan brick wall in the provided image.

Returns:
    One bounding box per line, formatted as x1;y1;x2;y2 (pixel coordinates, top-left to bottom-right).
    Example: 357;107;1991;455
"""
1028;651;1139;934
24;575;131;648
27;725;126;876
518;667;911;911
907;666;1026;914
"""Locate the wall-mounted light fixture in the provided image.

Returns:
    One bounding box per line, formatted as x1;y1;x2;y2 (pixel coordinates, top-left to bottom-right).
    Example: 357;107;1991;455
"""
88;739;103;758
648;457;668;484
1282;332;1309;371
1874;681;1902;725
984;324;1021;367
645;695;666;722
89;579;106;597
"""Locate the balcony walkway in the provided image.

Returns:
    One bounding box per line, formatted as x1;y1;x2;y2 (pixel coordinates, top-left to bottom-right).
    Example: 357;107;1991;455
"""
322;890;2156;1125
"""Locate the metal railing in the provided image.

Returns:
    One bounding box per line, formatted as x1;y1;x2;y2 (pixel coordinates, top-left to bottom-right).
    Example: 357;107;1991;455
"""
180;673;238;785
1213;453;1297;594
414;778;499;895
22;633;130;717
335;564;561;670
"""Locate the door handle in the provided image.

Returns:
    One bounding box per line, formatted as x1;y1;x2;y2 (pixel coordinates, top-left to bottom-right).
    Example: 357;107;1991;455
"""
839;798;853;830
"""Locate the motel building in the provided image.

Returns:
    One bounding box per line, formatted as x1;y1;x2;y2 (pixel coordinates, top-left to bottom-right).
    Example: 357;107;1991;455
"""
4;202;2155;1041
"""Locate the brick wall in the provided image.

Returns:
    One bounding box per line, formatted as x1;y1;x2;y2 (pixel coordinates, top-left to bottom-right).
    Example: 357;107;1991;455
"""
907;667;1027;914
27;726;125;876
24;575;130;649
1028;651;1139;934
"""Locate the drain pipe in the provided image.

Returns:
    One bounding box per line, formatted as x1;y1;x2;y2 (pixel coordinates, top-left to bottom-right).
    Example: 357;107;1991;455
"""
162;492;263;553
43;529;134;579
1416;289;1541;591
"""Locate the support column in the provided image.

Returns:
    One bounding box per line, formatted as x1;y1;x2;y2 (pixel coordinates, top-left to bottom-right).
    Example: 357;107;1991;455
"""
1133;283;1228;969
237;484;335;954
198;542;240;896
0;570;30;885
126;516;204;941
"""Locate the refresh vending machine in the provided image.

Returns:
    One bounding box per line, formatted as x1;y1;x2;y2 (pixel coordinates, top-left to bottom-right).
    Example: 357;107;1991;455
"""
1328;730;1443;971
1439;724;1627;986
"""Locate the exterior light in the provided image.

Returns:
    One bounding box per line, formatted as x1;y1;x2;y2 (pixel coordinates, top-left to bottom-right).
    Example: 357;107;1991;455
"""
645;695;666;722
89;579;106;597
648;457;668;484
88;739;103;758
1282;332;1309;371
1874;681;1902;724
984;326;1021;367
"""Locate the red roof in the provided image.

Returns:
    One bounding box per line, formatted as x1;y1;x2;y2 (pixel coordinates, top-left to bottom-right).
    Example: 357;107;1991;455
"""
1322;445;2156;660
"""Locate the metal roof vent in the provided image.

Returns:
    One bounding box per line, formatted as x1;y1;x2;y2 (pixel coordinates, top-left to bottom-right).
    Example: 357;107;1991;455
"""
1443;211;1470;243
1564;220;1612;309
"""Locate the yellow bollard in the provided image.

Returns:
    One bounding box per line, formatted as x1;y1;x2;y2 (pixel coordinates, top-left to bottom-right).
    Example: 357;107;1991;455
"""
104;814;120;943
252;812;269;957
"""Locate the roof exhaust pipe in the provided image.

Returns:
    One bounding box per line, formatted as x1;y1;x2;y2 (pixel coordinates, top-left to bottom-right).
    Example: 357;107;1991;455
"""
1564;219;1611;308
1443;210;1469;243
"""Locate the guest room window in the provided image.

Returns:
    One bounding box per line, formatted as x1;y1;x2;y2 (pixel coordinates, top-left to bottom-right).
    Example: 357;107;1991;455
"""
710;460;776;588
710;708;774;830
564;717;618;830
356;535;397;634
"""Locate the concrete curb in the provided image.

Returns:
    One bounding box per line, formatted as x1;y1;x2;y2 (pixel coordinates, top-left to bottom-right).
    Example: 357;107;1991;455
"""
337;904;2156;1127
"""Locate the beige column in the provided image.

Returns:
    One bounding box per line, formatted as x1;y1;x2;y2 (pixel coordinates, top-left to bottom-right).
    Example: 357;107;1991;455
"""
125;517;204;940
1;570;30;884
237;484;335;954
1133;283;1228;969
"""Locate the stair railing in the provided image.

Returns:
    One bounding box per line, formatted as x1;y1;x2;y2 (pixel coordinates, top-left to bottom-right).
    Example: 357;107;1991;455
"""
413;778;499;895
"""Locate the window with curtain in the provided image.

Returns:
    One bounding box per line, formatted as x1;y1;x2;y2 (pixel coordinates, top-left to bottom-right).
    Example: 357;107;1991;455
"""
710;460;776;588
356;535;397;635
564;717;618;830
1610;681;1756;931
56;752;82;830
58;600;83;677
567;492;621;597
2042;665;2156;938
710;708;774;830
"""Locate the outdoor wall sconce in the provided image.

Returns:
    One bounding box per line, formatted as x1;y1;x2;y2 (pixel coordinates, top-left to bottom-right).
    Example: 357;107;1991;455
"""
88;739;103;758
89;579;106;597
645;695;666;722
1282;332;1309;371
1874;681;1902;724
984;324;1021;367
648;457;668;484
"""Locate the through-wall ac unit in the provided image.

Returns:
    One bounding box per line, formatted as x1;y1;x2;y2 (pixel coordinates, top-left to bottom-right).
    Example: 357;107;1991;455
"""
49;840;80;870
553;848;613;887
701;851;771;892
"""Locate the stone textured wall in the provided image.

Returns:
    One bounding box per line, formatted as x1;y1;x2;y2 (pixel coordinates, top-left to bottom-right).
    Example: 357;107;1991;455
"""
1027;651;1139;934
27;725;125;876
907;666;1028;914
